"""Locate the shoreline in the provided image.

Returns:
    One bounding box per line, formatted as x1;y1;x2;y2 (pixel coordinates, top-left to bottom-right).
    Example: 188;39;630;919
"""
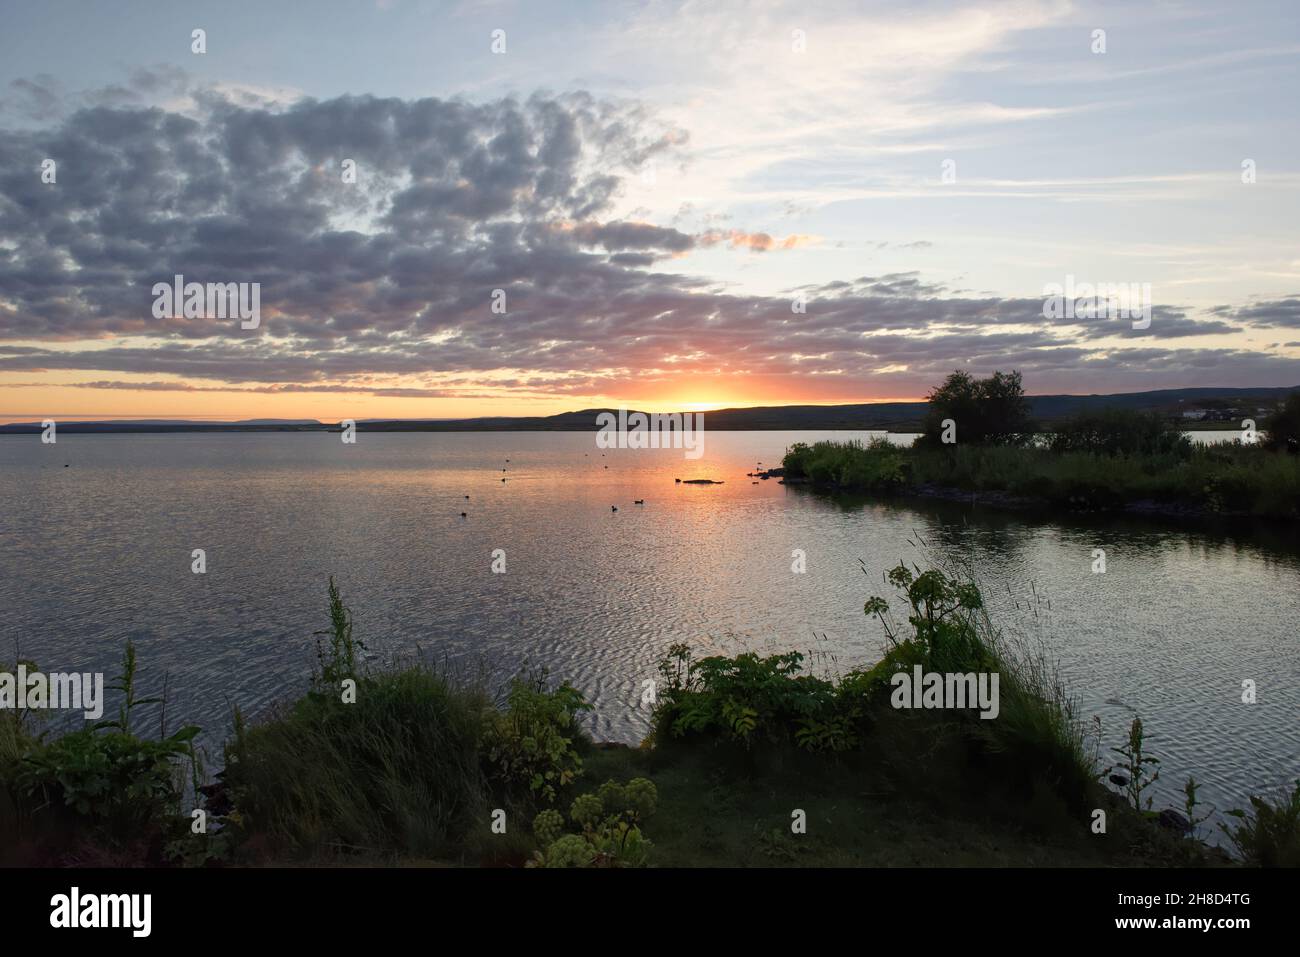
776;438;1300;526
780;475;1271;523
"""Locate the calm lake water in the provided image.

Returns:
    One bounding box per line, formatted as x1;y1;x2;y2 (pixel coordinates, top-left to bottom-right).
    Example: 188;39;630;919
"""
2;430;1297;836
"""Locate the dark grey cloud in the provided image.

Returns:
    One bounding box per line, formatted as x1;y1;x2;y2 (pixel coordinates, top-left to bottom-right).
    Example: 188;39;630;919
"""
1212;296;1300;329
569;220;695;252
1069;305;1241;340
0;84;1292;401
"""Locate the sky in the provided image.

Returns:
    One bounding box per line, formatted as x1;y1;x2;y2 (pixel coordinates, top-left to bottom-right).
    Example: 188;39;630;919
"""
1;0;1298;422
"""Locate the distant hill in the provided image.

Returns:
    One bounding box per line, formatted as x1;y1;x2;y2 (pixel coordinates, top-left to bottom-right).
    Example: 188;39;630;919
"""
0;418;326;434
1;386;1295;434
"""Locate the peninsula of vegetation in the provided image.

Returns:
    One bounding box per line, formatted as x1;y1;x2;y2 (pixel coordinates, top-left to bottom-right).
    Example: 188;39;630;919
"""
781;372;1300;522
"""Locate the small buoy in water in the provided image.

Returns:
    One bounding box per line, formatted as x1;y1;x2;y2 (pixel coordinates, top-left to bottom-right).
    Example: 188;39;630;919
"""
460;512;467;517
64;464;70;468
502;468;506;472
501;478;506;482
465;495;470;499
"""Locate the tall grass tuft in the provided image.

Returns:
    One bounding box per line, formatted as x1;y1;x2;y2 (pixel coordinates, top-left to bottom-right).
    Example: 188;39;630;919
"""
864;559;1099;811
222;580;591;863
224;664;493;861
1220;779;1300;867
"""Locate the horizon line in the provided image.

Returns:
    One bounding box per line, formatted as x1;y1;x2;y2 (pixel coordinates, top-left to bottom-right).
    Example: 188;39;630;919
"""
3;384;1298;428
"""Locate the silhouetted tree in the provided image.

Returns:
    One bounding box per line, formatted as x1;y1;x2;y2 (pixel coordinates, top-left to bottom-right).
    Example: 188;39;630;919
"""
1264;391;1300;453
918;370;1031;447
1049;408;1191;457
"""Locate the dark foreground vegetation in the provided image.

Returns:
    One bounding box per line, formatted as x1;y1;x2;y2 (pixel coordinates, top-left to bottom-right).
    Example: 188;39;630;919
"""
3;571;1297;868
783;375;1300;520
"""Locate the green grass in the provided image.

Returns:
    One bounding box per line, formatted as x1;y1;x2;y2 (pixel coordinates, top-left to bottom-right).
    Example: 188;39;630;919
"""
580;743;1211;867
783;440;1300;518
0;709;31;850
222;666;499;863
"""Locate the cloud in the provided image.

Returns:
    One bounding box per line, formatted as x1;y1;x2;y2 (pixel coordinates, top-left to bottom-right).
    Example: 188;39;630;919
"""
2;75;64;121
0;84;1295;404
566;220;696;253
695;229;816;252
1212;296;1300;329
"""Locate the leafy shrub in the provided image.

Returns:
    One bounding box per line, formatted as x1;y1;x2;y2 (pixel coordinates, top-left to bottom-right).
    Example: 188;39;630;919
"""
531;808;565;847
865;563;990;674
530;777;657;868
782;438;908;490
783;442;813;478
652;564;993;753
1;644;200;860
483;671;591;805
541;833;596;867
653;645;844;748
17;726;197;837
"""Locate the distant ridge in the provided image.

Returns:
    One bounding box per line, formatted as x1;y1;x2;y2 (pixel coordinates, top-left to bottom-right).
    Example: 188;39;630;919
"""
1;386;1295;434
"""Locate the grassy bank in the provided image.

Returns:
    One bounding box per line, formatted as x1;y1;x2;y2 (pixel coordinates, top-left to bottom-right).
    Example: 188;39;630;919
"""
782;438;1300;519
3;571;1297;868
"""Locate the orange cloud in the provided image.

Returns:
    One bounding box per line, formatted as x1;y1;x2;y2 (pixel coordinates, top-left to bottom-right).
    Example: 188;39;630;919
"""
696;230;817;252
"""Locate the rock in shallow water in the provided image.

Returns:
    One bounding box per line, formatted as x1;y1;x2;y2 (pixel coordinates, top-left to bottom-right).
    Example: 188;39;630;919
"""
1157;808;1192;835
